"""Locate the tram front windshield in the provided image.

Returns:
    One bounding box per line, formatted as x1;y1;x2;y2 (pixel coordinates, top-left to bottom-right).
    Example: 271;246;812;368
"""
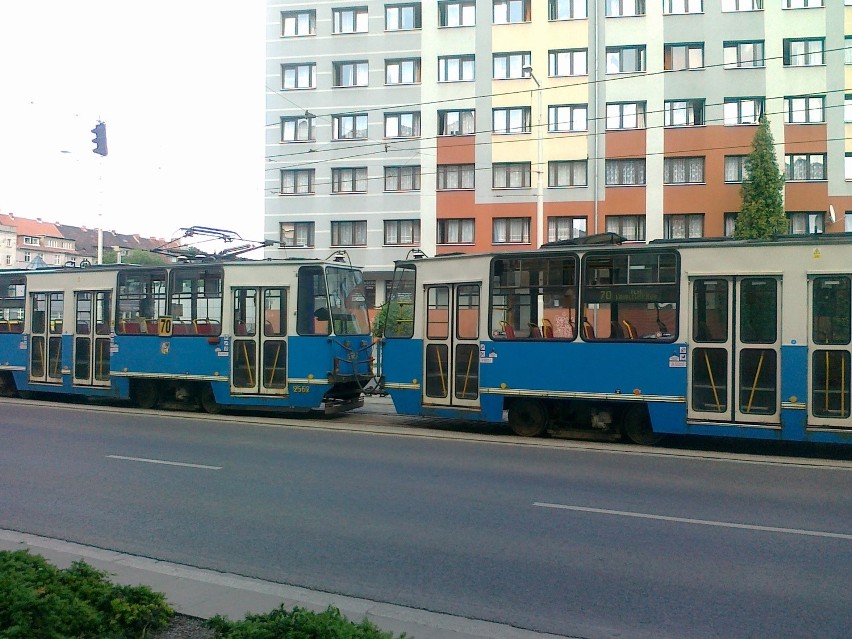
326;266;371;335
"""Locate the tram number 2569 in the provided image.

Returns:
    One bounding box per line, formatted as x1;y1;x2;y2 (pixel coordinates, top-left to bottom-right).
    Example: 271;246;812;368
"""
291;384;311;393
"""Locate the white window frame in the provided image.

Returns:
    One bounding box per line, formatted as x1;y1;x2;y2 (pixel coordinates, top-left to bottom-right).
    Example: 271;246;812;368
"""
548;161;588;187
549;105;588;132
385;58;421;85
606;102;645;130
332;7;369;34
282;63;315;90
723;98;763;125
549;49;588;77
333;61;369;87
493;52;532;80
438;109;475;136
384;112;421;138
281;10;316;37
606;46;646;74
438;55;475;82
784;96;824;124
664;99;705;127
438;0;476;27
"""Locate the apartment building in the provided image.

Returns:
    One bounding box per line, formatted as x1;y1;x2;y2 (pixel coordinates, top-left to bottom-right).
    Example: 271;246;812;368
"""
265;0;852;302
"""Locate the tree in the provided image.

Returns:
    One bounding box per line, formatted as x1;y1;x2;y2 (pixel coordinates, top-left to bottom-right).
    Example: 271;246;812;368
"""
101;249;166;265
734;116;786;240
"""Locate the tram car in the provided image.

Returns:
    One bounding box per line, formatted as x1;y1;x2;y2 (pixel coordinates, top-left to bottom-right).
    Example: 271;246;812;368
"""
378;234;852;446
0;257;373;414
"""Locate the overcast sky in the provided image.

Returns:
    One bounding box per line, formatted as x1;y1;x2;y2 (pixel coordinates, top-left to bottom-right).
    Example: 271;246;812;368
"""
0;1;266;250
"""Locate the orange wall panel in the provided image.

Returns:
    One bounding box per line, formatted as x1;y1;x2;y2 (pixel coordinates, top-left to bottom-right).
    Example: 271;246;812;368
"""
436;135;476;164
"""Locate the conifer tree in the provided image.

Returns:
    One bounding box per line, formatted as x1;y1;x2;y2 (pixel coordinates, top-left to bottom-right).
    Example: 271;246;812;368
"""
734;116;786;239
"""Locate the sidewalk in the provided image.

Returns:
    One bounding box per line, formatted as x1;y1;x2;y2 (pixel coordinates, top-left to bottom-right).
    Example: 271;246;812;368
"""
0;529;571;639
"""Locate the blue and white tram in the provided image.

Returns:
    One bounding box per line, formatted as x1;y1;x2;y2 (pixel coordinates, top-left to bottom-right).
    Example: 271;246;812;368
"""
378;234;852;446
0;257;373;414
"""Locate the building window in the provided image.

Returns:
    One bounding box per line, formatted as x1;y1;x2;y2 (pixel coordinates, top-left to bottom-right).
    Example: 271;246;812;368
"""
333;61;369;87
724;156;749;182
331;221;368;246
549;160;588;187
4;255;10;266
333;7;369;34
665;214;704;239
846;37;852;65
605;215;645;241
664;0;702;13
783;0;823;8
281;63;315;89
384;166;421;191
438;55;475;82
783;96;824;124
783;39;825;67
606;46;646;74
605;159;646;186
384;220;421;245
386;58;421;84
438;219;475;244
331;168;368;193
280;169;315;195
785;154;825;181
847;153;852;180
23;236;39;245
664;157;705;184
723;98;763;125
281;10;316;37
332;113;368;140
280;222;315;247
721;0;763;10
439;0;476;27
493;163;531;189
724;41;764;69
281;115;314;142
846;95;852;122
788;212;824;234
438;109;475;135
493;218;531;244
493;0;531;24
606;102;645;129
547;217;587;242
605;0;646;17
493;107;531;134
724;213;738;237
549;0;587;20
493;52;531;79
548;105;588;132
385;112;420;138
23;252;30;262
549;49;588;77
664;43;704;71
385;3;421;30
437;164;475;190
664;99;705;127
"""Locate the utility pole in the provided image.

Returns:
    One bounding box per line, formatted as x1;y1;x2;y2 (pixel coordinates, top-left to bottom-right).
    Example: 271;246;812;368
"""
91;121;107;264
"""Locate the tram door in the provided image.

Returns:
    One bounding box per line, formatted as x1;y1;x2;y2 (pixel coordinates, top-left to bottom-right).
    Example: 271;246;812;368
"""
422;284;481;409
29;292;64;384
72;291;112;387
809;276;852;428
231;288;288;396
688;277;781;424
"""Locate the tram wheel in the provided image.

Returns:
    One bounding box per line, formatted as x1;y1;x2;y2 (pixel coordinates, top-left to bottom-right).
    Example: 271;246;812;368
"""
132;379;159;409
200;385;221;414
508;399;548;437
622;405;663;446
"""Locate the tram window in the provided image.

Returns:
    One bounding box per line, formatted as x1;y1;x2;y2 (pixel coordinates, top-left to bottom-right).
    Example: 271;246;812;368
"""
117;270;167;335
582;251;679;341
48;293;63;334
383;265;415;338
326;266;370;335
264;289;287;337
693;279;728;343
490;255;578;339
0;277;25;333
457;285;479;340
740;278;777;344
96;292;111;335
427;287;450;339
76;293;92;335
169;268;223;336
297;265;331;336
812;277;851;345
233;288;258;336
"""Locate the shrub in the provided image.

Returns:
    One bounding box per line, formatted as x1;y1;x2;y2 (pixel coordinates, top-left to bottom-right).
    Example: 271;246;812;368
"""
0;550;173;639
207;605;407;639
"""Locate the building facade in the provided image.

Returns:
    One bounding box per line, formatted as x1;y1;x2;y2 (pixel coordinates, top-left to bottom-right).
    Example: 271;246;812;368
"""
265;0;852;303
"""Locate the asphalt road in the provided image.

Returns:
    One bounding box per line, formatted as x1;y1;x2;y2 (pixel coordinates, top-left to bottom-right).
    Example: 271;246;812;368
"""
1;399;850;639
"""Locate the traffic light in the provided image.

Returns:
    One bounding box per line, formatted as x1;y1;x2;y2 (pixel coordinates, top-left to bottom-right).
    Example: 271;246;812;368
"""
91;122;108;156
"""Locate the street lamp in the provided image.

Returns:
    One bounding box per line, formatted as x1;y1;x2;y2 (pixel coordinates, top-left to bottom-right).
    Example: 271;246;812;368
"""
523;65;544;248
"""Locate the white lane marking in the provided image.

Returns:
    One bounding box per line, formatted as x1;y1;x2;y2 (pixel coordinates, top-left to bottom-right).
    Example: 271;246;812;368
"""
107;455;222;470
533;502;852;540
